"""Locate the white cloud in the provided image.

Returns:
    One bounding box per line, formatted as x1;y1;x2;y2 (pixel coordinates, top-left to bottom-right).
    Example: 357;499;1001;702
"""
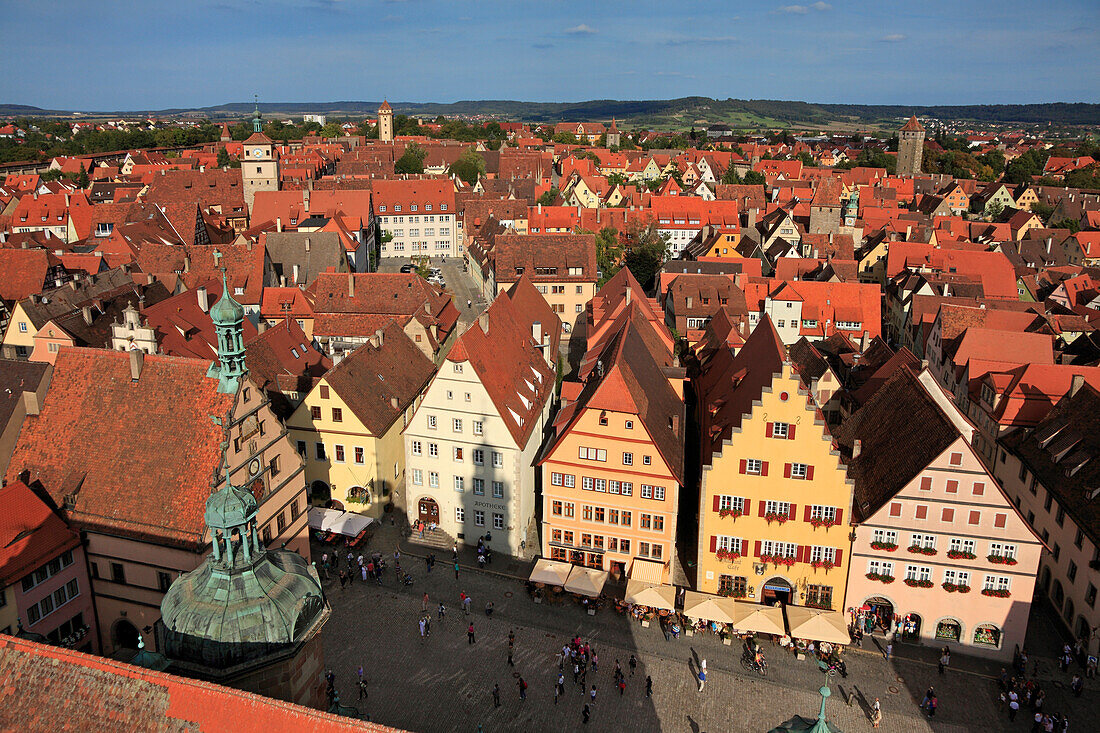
812;1;832;9
881;33;907;42
565;24;597;35
776;2;830;13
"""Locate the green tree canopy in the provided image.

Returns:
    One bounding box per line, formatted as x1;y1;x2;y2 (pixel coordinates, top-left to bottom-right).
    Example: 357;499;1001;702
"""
623;222;669;291
536;187;559;206
448;148;487;185
395;143;427;174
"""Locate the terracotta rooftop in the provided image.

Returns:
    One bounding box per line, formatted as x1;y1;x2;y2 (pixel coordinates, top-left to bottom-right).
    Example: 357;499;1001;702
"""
0;481;80;587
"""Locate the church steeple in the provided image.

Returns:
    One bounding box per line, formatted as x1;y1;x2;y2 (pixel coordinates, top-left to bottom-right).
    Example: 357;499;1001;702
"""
207;258;248;394
252;95;263;134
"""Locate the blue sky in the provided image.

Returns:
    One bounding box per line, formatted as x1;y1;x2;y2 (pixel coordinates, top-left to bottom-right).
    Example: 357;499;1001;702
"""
1;0;1096;110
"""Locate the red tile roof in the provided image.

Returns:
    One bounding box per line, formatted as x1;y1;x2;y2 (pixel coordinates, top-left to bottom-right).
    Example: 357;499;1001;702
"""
0;249;50;301
0;481;80;587
899;115;925;132
0;635;404;732
5;348;234;549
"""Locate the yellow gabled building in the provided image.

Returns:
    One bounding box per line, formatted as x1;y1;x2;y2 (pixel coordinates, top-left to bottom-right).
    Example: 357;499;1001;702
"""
695;315;854;612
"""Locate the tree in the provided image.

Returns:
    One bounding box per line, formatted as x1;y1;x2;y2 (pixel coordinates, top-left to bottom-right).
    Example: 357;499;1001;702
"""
580;226;622;286
320;122;344;139
76;164;89;189
721;165;743;185
986;201;1004;220
448;148;486;185
1029;202;1054;224
553;132;579;145
1051;217;1082;234
796;151;814;167
623;221;669;291
606;172;627;188
536;187;559;206
394;143;427;174
741;170;766;186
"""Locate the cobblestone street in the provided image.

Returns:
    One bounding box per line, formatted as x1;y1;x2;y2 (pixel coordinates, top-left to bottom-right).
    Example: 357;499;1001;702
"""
317;527;1096;732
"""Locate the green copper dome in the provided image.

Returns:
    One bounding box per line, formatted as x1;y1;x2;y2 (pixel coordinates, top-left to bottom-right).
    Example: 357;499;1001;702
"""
204;479;257;530
210;280;245;326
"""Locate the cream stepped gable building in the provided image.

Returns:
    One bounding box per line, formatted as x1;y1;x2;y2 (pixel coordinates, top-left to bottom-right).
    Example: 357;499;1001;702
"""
404;279;559;557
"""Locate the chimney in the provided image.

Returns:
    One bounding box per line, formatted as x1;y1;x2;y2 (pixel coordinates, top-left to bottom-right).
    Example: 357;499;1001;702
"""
905;225;912;239
1070;374;1086;397
348;272;355;297
1046;237;1052;255
390;396;399;409
195;286;209;312
305;237;311;252
146;274;154;285
686;296;693;308
478;310;490;333
130;349;144;380
81;305;93;325
625;286;632;305
375;328;384;347
747;208;757;229
292;263;300;284
257;320;268;334
280;274;287;287
183;256;191;273
853;439;862;458
532;321;543;344
22;391;40;416
277;217;283;232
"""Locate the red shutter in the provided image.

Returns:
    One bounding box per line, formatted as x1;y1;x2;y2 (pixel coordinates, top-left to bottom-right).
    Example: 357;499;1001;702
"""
713;495;721;512
739;459;747;474
765;422;774;438
759;502;767;518
788;503;797;520
754;540;762;558
788;424;796;440
833;549;843;566
834;508;843;525
994;513;1007;528
743;499;751;516
806;465;815;480
710;535;717;553
804;505;812;522
784;463;792;478
761;461;769;476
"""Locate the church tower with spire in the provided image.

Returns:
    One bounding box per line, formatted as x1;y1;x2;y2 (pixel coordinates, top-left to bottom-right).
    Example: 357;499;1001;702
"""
241;96;278;210
207;265;248;394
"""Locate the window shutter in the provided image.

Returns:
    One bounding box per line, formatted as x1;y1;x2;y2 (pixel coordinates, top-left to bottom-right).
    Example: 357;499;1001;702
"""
710;535;717;553
761;461;769;476
784;463;792;478
758;502;767;518
804;505;812;522
743;499;751;516
739;459;747;474
798;545;809;563
920;476;932;491
788;503;797;520
765;422;774;438
713;495;721;512
942;508;954;522
754;540;762;558
805;465;814;480
834;549;843;566
994;513;1006;528
915;505;928;520
788;425;796;440
835;508;843;525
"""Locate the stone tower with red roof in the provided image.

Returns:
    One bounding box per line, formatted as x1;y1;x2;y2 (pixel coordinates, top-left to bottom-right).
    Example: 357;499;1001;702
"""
897;115;925;178
378;100;394;143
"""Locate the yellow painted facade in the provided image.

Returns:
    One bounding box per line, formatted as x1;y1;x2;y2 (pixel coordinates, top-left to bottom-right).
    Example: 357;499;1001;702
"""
1;301;38;358
700;231;744;258
697;365;853;609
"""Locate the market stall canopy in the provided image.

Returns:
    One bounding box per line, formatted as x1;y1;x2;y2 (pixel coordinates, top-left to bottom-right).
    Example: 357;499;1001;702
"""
564;566;609;597
624;580;676;611
529;558;573;586
729;602;786;635
682;591;737;624
307;507;373;537
628;558;666;585
784;606;851;645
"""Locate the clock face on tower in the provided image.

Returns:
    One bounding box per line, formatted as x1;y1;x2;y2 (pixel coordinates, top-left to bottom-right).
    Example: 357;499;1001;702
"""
253;148;263;158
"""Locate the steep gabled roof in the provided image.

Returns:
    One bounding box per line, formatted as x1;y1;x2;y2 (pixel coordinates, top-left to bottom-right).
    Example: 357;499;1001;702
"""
0;480;80;586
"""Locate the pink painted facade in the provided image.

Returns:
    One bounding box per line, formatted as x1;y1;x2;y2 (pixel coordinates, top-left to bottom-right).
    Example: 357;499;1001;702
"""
14;543;97;654
847;435;1043;660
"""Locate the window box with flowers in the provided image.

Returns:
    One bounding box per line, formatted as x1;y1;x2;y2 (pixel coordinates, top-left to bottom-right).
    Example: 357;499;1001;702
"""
764;512;790;525
762;554;797;568
903;578;934;588
805;598;833;610
941;582;971;593
718;508;745;520
810;559;836;571
809;516;840;529
907;545;937;556
870;541;897;551
715;549;743;562
946;550;976;560
717;587;748;599
865;572;895;584
987;555;1017;565
981;588;1011;598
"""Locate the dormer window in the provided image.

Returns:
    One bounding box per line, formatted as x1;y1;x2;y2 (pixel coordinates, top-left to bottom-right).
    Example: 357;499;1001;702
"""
394;205;401;212
426;204;432;211
411;204;417;211
379;205;386;212
440;204;448;211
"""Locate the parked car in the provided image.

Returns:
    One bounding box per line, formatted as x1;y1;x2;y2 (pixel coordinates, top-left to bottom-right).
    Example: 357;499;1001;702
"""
400;264;415;273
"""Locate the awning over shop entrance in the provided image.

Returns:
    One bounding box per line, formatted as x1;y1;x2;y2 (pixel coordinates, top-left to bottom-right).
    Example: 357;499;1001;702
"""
729;602;787;635
564;566;609;597
682;591;737;624
528;558;573;586
785;606;852;645
623;580;676;611
628;558;666;585
308;507;374;537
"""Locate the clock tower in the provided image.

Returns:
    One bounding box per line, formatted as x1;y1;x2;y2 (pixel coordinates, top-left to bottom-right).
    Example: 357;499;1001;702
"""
242;99;278;211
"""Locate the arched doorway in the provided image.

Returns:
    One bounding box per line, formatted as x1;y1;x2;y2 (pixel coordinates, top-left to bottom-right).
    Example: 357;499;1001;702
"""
348;485;371;508
310;480;331;502
934;618;963;643
1039;566;1051;594
861;597;894;634
1075;616;1090;644
901;613;922;642
1052;580;1065;609
112;619;140;651
761;576;792;606
1063;599;1075;626
973;623;1002;649
417;497;439;526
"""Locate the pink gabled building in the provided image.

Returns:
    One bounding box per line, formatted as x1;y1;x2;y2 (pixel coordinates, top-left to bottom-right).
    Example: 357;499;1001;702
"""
838;366;1043;660
0;481;97;652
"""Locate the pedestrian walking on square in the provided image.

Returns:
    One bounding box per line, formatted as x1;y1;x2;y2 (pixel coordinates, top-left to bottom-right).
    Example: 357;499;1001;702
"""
492;683;500;708
927;695;937;718
453;542;458;560
582;704;591;725
518;677;527;701
467;623;476;644
573;662;580;685
464;596;472;615
590;684;597;704
939;651;949;675
591;651;598;672
556;673;564;703
338;570;347;590
618;677;626;696
645;675;652;697
629;654;638;676
419;618;426;638
358;677;367;700
697;659;707;692
360;565;367;583
424;616;431;637
422;592;429;612
507;647;514;667
885;642;893;660
438;602;446;621
1009;699;1020;721
454;561;460;579
614;660;622;680
478;554;486;569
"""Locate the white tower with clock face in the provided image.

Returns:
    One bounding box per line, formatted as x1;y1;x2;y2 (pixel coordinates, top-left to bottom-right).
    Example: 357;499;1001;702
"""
242;102;279;211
